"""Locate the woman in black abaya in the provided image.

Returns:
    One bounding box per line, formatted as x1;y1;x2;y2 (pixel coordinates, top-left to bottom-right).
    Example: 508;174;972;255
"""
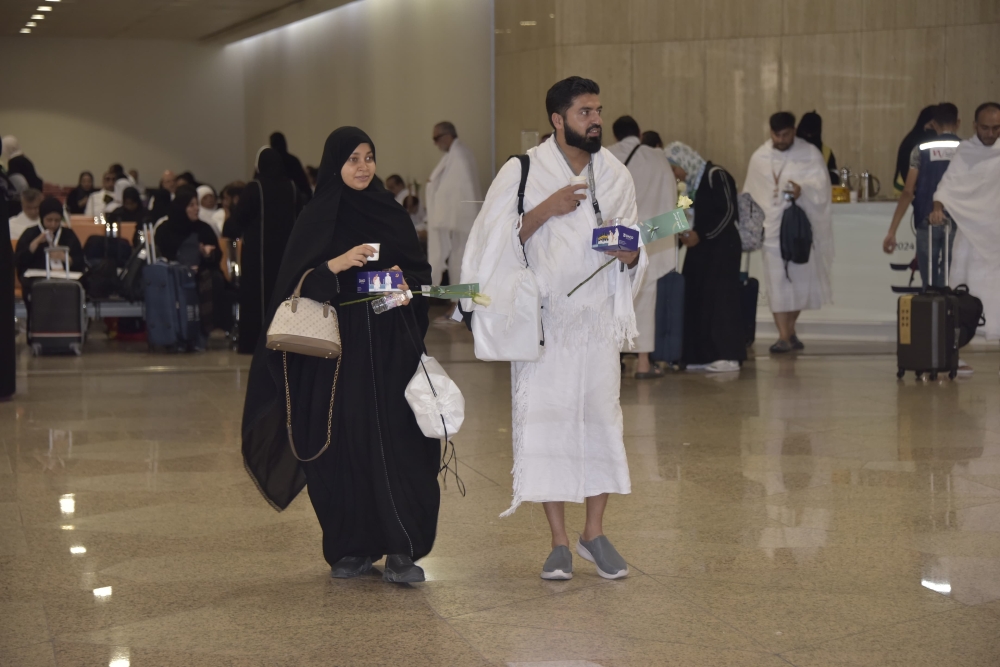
665;142;746;371
223;148;302;354
241;127;438;583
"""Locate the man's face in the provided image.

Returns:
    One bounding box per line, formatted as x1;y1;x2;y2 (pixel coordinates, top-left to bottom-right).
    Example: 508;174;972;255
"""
975;107;1000;147
433;127;455;153
555;93;603;154
162;171;176;193
771;127;796;152
386;179;403;195
22;198;40;221
42;212;62;232
102;173;116;191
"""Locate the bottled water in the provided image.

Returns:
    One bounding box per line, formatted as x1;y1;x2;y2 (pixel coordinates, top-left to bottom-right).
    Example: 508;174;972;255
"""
372;290;413;314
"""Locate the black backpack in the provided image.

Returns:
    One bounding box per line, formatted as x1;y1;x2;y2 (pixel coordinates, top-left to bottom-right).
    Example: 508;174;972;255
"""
779;201;813;278
949;284;985;348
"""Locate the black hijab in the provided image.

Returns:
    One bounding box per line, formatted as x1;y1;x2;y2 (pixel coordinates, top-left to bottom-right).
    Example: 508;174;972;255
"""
796;111;823;151
895;105;938;188
242;126;430;510
154;186;211;261
269;131;312;201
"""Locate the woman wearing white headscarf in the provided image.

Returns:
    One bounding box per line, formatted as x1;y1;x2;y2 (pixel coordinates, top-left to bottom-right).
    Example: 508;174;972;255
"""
665;142;745;372
196;184;221;235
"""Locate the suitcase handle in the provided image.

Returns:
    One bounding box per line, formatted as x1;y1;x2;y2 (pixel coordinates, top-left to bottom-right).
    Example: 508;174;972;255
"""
926;218;951;289
44;246;72;279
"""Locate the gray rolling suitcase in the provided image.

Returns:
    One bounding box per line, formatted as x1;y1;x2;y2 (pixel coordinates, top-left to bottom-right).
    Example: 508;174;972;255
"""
28;247;86;356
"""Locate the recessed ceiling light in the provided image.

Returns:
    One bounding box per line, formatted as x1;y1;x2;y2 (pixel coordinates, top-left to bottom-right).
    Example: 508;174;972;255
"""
37;6;53;11
26;22;37;27
32;14;44;19
20;28;31;33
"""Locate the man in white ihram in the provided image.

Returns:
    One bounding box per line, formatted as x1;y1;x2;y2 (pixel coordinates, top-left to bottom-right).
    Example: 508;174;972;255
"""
608;115;679;378
743;111;834;354
425;121;482;322
932;102;1000;374
462;76;647;580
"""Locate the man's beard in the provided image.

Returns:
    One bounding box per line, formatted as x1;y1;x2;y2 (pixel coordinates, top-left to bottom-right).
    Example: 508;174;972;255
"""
565;123;602;154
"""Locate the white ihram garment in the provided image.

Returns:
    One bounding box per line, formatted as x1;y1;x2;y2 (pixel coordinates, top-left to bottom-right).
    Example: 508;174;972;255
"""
426;138;482;284
462;138;647;516
743;139;833;313
608;136;679;353
935;136;1000;340
84;189;114;217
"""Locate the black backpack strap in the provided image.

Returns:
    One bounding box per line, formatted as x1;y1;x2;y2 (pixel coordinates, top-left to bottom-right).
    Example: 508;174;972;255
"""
624;143;641;166
513;154;530;216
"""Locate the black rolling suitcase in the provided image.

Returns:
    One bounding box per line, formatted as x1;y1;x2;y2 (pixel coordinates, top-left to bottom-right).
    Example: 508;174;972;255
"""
896;225;959;380
28;247;87;356
740;252;759;347
651;245;684;366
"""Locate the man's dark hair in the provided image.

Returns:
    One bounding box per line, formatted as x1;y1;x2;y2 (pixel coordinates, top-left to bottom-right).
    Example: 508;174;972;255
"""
975;101;1000;121
223;182;245;199
434;121;457;138
933;102;959;127
641;130;662;148
109;163;126;179
386;174;405;188
545;76;601;128
770;112;796;132
612;116;640;141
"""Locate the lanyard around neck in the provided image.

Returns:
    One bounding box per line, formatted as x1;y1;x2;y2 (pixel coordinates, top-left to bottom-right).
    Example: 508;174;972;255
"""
555;141;603;226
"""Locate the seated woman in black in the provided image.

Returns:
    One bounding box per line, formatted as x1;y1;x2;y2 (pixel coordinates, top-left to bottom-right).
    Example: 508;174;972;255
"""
15;197;85;325
66;171;96;215
153;186;220;271
104;187;145;225
241;127;438;584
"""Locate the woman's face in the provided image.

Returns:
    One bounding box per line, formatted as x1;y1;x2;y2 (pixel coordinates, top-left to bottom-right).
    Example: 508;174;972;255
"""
42;212;62;232
341;143;376;191
80;173;93;190
185;197;200;222
200;193;216;210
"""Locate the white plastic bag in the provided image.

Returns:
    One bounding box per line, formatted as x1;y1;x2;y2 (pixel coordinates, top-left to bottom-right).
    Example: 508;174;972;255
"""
471;266;542;362
405;354;465;439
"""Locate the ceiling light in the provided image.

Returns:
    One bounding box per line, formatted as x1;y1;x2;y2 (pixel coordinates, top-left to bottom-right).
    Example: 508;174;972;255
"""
20;28;31;33
93;586;112;598
32;14;44;19
37;6;53;12
47;0;62;2
26;22;37;27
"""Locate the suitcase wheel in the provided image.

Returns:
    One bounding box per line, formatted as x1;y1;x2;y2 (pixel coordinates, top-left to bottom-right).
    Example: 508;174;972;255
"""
896;368;905;379
948;369;957;380
929;371;938;381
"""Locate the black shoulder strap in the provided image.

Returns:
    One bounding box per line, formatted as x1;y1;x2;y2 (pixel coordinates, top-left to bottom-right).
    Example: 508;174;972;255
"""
512;154;530;216
624;143;641;166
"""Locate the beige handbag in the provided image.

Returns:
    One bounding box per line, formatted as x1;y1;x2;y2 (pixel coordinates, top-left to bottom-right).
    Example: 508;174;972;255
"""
267;268;342;462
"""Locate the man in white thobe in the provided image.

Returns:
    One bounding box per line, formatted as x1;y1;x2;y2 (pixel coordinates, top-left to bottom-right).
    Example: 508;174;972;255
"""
608;115;678;378
933;102;1000;371
84;171;117;218
426;122;481;319
8;188;42;241
462;77;647;581
743;112;833;353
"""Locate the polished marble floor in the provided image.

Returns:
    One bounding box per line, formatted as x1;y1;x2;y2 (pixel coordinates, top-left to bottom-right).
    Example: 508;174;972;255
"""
2;321;1000;666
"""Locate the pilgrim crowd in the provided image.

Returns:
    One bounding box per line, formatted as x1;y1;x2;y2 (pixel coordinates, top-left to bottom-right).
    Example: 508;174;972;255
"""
1;77;999;581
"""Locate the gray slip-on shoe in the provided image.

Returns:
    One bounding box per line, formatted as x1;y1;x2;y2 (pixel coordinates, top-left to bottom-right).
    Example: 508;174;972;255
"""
790;334;805;350
577;535;629;579
383;554;425;583
330;556;373;579
540;545;573;580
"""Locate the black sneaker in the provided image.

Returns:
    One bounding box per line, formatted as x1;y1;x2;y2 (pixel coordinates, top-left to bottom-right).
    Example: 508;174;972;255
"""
790;334;805;350
383;555;425;583
769;339;792;354
330;556;373;579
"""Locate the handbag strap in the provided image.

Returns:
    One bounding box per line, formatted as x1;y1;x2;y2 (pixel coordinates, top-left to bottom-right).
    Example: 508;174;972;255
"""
292;268;314;298
283;350;341;462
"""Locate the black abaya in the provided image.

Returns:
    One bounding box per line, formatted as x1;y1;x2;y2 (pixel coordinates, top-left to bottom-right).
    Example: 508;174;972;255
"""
224;149;301;354
681;163;747;366
242;127;438;566
0;189;14;399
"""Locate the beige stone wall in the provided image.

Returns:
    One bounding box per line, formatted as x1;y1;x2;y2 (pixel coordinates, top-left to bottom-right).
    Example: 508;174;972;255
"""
495;0;999;188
